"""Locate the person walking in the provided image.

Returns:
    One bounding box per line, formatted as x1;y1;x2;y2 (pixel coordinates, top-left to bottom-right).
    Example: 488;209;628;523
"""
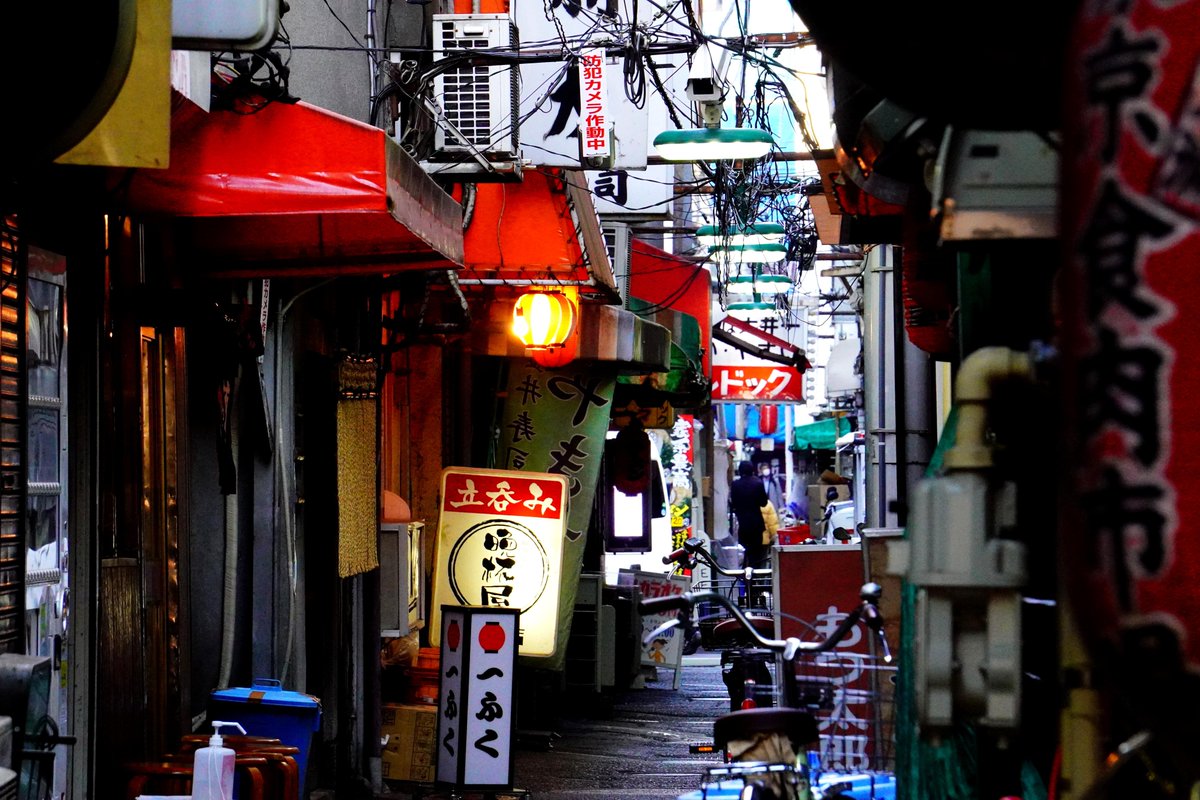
730;460;770;569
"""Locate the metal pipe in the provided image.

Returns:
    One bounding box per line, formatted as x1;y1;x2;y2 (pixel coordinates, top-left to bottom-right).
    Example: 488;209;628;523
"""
944;347;1034;471
366;0;378;107
455;278;603;286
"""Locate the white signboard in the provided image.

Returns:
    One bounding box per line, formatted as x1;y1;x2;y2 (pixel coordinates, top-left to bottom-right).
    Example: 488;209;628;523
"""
588;165;674;217
431;468;568;657
435;607;519;789
622;569;689;688
514;0;689;168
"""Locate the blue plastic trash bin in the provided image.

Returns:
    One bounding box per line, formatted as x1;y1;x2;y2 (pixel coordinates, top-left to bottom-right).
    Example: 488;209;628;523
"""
209;678;322;794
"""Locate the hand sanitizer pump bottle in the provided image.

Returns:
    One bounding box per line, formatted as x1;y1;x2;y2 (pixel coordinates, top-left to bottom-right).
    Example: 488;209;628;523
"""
192;720;246;800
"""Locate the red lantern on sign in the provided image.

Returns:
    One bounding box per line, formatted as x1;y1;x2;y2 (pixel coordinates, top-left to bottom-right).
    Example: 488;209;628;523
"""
479;621;506;654
447;619;461;652
759;405;778;435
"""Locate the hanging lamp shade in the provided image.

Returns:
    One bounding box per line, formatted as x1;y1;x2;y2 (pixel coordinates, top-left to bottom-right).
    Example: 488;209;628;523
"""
710;242;788;264
653;127;774;162
726;300;777;321
697;222;786;249
727;273;792;295
512;291;578;349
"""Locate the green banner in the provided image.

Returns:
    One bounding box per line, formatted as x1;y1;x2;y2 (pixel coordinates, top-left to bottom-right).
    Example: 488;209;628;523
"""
500;363;614;669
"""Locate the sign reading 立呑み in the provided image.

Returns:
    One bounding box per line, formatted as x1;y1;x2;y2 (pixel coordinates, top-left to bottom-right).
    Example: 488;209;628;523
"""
430;468;568;658
435;607;519;790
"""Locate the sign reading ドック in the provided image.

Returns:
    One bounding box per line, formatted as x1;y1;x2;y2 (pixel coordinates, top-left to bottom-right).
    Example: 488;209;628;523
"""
430;468;568;658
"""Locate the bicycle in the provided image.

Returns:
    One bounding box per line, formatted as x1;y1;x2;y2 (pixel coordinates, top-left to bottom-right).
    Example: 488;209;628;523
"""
641;582;891;800
662;538;777;711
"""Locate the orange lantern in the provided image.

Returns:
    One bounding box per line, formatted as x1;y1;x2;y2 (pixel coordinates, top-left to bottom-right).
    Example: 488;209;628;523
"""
511;291;578;350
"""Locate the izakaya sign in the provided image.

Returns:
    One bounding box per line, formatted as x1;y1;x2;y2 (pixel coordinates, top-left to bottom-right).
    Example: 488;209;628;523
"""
712;365;805;402
436;607;518;790
430;468;568;658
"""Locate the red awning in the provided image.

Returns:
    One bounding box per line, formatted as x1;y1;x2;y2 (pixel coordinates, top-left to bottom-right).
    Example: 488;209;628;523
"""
119;99;463;275
459;169;618;300
629;239;712;374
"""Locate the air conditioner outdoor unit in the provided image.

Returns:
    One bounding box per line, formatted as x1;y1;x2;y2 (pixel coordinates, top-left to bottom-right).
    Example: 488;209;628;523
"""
431;14;521;164
602;222;632;306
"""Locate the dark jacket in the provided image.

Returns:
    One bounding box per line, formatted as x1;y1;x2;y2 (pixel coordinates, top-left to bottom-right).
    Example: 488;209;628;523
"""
730;475;769;543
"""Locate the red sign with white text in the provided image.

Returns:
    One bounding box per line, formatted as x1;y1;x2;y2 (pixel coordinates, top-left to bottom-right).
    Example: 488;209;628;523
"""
712;365;805;402
441;471;566;520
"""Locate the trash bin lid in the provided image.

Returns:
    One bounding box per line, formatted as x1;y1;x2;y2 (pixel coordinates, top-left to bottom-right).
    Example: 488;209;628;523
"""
211;678;321;710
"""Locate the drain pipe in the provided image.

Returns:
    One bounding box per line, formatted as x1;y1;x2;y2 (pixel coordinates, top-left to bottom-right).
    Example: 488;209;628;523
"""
218;373;241;690
942;347;1034;472
897;345;1035;751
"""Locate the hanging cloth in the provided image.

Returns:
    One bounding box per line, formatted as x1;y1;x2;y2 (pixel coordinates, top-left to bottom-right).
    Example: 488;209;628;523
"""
337;355;379;578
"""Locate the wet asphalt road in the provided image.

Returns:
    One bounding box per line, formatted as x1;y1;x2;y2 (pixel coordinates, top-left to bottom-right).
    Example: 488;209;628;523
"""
381;653;736;800
511;654;730;800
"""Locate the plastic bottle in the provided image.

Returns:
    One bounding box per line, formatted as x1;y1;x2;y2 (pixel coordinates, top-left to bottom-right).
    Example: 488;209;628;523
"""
191;720;246;800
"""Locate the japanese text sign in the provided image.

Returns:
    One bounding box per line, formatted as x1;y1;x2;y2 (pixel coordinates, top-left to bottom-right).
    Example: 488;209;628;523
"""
499;364;615;667
431;468;567;658
1060;0;1200;672
435;607;519;790
777;547;892;771
578;50;609;159
712;365;805;402
623;570;689;668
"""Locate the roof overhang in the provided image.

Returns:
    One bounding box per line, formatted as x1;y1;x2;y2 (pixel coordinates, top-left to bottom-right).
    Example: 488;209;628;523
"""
457;168;619;301
118;99;463;275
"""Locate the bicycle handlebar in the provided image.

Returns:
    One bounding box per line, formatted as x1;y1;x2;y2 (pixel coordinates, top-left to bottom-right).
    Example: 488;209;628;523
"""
662;537;771;579
641;581;891;663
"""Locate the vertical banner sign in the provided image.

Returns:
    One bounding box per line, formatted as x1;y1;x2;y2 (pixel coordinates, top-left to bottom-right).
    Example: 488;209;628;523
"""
578;49;609;159
1062;0;1200;675
499;364;615;667
436;607;519;790
431;468;568;657
668;415;694;554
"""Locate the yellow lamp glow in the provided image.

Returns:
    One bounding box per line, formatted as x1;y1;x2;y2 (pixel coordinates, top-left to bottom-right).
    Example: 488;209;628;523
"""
512;292;578;349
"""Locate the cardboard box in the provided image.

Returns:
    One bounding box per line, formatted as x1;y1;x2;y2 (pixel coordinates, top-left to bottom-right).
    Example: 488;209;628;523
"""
381;703;437;782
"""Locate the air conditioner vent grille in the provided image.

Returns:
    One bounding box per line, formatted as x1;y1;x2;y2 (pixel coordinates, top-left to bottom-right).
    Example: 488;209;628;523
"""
431;14;520;160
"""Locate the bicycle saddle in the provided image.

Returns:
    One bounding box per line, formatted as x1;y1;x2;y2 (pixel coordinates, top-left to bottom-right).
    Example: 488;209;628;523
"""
713;708;819;751
711;614;776;643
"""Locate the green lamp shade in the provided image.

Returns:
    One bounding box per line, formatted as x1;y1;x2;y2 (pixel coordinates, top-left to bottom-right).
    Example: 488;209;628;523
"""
727;273;792;295
653;127;774;162
709;242;788;264
697;222;785;248
725;301;777;321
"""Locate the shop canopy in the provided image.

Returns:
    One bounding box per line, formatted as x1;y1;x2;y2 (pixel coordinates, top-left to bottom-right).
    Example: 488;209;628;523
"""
628;240;712;374
463;171;670;372
458;169;618;301
792;416;852;450
119;99;463;275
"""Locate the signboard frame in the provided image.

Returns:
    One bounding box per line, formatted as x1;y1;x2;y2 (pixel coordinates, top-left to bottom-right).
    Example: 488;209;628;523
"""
435;606;520;790
430;467;569;658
